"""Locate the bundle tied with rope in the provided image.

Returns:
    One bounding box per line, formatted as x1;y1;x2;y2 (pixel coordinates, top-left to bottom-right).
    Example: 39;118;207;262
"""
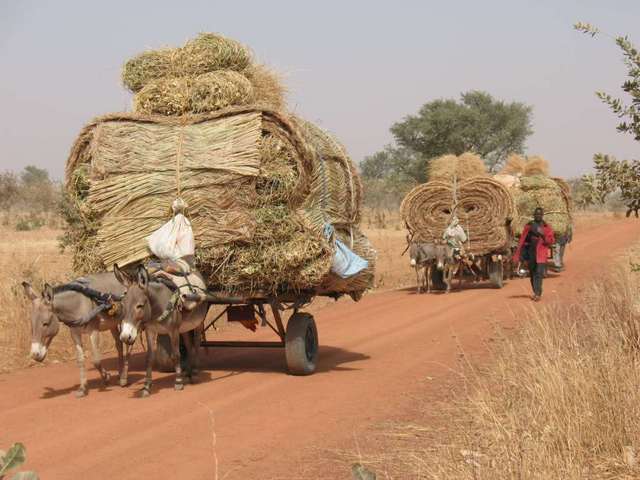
63;106;374;298
400;153;516;256
494;154;573;237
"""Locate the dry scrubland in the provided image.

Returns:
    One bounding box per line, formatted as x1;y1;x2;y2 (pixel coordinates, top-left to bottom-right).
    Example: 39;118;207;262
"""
352;226;640;479
0;210;621;374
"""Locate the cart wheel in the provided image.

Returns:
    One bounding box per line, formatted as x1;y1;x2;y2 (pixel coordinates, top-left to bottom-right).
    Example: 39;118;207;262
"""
488;260;504;288
430;268;446;291
285;312;318;376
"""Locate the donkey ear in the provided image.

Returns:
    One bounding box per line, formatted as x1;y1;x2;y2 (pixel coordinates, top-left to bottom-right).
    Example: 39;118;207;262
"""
22;281;38;301
42;283;54;304
137;265;150;290
113;263;131;286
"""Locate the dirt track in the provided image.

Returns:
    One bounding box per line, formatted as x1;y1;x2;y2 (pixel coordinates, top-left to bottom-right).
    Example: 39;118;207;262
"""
1;219;638;479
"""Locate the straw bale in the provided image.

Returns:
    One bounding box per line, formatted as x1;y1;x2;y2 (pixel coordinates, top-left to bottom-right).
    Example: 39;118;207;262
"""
524;155;550;176
65;106;373;297
133;71;254;116
401;177;516;255
121;49;176;93
294;118;363;229
243;64;287;111
427;152;487;182
122;33;251;93
196;207;333;294
501;154;526;175
511;175;571;236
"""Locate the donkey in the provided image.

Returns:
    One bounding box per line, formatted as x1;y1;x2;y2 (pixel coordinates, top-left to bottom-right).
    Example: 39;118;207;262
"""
435;244;460;293
114;264;208;397
409;241;441;293
22;273;129;397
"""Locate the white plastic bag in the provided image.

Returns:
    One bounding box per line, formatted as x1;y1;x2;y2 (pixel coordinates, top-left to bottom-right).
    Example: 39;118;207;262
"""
147;213;195;260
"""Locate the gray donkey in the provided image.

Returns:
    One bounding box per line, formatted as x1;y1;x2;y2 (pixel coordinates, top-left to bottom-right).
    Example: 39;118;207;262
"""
409;241;448;293
114;264;208;397
22;273;129;397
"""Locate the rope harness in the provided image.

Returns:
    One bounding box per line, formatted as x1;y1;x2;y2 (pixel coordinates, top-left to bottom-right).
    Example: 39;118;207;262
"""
53;281;124;327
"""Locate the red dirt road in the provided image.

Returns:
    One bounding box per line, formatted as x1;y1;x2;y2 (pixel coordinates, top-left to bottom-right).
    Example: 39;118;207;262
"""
1;219;638;479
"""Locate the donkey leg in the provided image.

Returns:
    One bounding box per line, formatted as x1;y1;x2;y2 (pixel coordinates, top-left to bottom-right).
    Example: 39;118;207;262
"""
142;329;154;397
170;330;184;391
181;331;197;383
90;329;110;386
71;329;88;397
110;328;128;387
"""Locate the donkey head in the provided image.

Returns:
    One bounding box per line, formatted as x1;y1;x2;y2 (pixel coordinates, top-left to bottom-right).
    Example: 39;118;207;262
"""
115;264;151;345
22;282;60;362
434;243;449;271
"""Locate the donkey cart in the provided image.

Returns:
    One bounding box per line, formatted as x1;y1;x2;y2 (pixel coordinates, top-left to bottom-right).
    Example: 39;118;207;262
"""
154;290;323;376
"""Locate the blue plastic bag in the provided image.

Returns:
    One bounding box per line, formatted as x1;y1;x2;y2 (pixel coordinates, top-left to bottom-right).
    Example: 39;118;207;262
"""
324;224;369;279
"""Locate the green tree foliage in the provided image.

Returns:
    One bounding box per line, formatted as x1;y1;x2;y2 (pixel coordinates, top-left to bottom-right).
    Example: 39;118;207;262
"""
389;91;533;173
575;23;640;140
575;23;640;217
0;443;39;480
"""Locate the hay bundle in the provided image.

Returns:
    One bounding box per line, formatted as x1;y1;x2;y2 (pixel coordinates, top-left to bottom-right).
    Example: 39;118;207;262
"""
501;154;526;175
524;155;550;176
122;34;252;92
64;106;373;297
400;177;515;255
427;152;487;182
243;64;287;111
295;118;363;229
511;175;571;236
133;71;254;116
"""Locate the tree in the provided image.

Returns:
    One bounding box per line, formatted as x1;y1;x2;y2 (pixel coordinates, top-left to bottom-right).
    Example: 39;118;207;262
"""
390;91;533;173
0;172;19;211
20;165;50;187
575;23;640;141
575;23;640;217
360;145;427;183
18;165;58;214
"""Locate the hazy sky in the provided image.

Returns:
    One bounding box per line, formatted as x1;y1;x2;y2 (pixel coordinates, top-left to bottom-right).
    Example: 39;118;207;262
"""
1;0;638;180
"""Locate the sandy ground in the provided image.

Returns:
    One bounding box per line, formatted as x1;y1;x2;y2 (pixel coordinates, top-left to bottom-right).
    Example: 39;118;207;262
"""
0;217;637;479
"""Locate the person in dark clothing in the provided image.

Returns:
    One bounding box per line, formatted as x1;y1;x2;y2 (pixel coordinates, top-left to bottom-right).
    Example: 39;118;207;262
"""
513;207;555;301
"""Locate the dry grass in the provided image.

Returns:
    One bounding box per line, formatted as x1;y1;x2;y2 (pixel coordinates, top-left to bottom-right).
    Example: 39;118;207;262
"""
357;241;640;479
0;226;74;373
427;152;487;182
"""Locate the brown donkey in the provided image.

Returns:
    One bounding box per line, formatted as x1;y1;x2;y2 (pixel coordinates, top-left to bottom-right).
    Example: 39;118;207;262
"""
22;273;129;397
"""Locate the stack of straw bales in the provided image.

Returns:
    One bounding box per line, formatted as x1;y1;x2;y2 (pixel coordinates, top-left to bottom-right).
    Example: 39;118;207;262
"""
122;33;285;114
62;34;374;298
495;155;573;236
400;153;516;255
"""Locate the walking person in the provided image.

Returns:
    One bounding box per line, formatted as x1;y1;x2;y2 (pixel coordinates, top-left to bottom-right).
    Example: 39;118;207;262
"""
513;207;555;301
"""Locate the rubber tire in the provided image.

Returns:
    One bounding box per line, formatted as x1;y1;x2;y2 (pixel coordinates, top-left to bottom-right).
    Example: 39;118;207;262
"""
285;312;318;376
488;260;504;289
430;268;446;291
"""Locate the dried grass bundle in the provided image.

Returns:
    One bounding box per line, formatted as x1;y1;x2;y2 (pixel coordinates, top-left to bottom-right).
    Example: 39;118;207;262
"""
512;175;572;236
133;71;254;116
295;118;363;229
122;33;251;93
243;64;287;111
501;154;526;175
524;155;550;176
400;177;516;255
64;107;373;297
427;153;487;182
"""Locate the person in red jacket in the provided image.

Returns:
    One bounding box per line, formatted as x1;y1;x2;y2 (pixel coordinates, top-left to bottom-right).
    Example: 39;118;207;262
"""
513;207;555;301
